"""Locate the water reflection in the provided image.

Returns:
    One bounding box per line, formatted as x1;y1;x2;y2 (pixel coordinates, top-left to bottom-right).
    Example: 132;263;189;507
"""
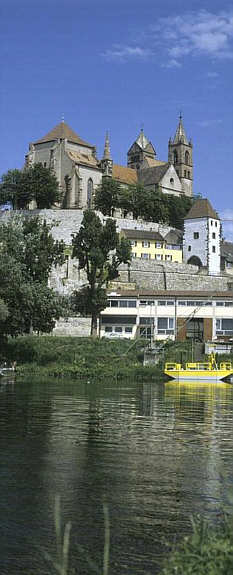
1;378;233;574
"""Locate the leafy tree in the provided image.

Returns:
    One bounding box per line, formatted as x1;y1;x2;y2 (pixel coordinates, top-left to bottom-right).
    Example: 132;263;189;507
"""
71;210;132;336
0;163;61;209
94;177;120;216
0;215;66;337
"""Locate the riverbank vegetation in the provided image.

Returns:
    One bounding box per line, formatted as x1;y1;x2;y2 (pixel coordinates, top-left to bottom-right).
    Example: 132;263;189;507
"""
2;335;162;381
162;514;233;575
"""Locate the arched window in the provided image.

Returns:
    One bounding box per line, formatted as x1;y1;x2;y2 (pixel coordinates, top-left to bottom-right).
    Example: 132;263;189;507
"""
173;150;178;164
87;178;93;208
185;151;190;165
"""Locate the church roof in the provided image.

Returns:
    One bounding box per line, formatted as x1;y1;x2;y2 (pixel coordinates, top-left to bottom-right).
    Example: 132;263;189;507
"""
34;122;95;148
139;163;169;186
184;198;220;220
112;164;138;185
173;115;188;145
67;150;99;168
143;158;166;168
136;129;151;150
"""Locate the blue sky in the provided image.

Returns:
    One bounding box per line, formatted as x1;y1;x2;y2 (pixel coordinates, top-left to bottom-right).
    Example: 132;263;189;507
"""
1;0;233;238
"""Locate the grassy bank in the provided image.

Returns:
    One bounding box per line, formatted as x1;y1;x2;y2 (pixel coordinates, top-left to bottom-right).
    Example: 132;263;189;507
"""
2;335;163;381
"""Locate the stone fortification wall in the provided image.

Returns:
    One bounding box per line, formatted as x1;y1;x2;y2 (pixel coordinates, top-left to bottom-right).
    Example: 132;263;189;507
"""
118;260;233;292
0;209;174;244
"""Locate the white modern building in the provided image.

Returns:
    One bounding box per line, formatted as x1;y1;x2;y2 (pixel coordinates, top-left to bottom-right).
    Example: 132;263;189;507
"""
100;290;233;342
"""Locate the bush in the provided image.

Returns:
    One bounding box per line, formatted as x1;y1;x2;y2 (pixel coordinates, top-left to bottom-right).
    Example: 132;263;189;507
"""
162;515;233;575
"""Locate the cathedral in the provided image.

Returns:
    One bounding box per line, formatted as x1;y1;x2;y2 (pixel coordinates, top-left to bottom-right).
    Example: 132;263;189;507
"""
25;115;193;209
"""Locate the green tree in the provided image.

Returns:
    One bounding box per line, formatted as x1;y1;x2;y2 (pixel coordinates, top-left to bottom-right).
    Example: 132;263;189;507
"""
0;215;66;337
71;210;132;336
0;163;61;209
94;177;120;216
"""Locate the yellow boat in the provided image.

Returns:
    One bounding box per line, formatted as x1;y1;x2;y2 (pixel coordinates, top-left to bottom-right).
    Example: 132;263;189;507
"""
164;353;233;382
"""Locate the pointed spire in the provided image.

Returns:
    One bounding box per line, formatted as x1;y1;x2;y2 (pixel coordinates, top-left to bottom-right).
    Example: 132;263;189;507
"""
136;127;150;150
103;131;111;160
173;113;188;144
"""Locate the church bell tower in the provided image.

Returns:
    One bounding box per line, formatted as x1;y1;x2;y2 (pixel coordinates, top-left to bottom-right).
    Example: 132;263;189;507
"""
168;115;193;197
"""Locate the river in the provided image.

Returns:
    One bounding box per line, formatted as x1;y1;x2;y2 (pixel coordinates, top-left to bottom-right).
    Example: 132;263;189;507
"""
1;377;233;574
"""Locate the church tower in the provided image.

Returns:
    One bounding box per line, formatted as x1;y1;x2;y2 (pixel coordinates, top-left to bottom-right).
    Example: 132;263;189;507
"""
168;115;193;197
100;132;113;177
127;129;156;171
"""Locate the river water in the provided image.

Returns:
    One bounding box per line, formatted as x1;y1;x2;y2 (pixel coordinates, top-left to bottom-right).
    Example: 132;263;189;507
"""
1;377;233;574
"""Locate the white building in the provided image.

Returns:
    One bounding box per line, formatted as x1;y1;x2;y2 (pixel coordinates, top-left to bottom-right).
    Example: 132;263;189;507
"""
183;198;221;275
100;290;233;342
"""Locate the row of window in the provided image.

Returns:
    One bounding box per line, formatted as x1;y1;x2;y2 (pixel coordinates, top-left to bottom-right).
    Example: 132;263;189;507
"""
107;299;233;308
104;318;233;338
193;232;217;239
134;253;175;261
130;240;181;249
188;245;217;253
104;317;175;336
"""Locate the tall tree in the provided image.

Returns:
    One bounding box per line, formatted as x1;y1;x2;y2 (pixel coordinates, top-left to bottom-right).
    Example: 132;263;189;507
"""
0;163;61;209
71;210;131;336
0;215;66;337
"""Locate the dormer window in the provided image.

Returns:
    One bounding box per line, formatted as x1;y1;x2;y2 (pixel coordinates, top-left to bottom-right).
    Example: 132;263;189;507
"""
170;178;174;185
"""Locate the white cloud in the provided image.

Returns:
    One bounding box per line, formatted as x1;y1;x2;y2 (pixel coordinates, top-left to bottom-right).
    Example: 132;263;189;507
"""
102;10;233;67
154;10;233;66
102;45;152;62
197;119;222;128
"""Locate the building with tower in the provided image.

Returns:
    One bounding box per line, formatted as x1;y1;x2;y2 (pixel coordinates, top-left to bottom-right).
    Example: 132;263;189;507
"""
24;115;193;210
183;198;221;275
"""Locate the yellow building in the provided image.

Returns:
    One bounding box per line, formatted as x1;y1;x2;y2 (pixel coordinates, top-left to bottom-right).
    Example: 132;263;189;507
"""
121;229;183;263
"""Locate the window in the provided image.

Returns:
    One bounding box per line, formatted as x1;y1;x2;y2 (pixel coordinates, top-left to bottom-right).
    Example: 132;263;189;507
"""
188;171;190;178
156;242;162;248
216;318;233;336
165;255;172;261
139;300;155;306
216;301;233;307
140;317;154;325
125;326;132;333
87;178;93;208
215;221;218;227
158;300;175;306
141;253;150;259
184;170;187;177
43;162;47;167
105;326;113;333
108;300;136;308
115;326;122;333
157;317;174;335
188;246;191;252
185;151;190;165
155;254;163;260
132;252;137;258
142;241;150;247
212;246;216;253
170;178;174;185
128;300;136;308
194;232;199;239
173;150;178;164
211;220;213;226
212;233;216;239
130;240;137;246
